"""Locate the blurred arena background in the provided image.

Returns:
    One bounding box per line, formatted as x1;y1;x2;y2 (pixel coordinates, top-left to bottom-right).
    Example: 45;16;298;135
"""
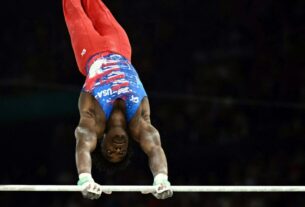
0;0;305;206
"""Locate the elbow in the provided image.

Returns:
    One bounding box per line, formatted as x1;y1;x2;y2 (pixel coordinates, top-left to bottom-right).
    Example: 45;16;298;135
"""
74;127;97;152
144;138;162;157
139;125;162;155
75;126;96;141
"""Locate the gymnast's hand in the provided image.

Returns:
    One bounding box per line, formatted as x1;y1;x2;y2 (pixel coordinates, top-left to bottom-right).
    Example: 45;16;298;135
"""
77;173;108;199
152;173;173;199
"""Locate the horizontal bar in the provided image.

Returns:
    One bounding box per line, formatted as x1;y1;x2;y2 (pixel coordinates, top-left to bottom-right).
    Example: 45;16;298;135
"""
0;185;82;192
1;185;305;192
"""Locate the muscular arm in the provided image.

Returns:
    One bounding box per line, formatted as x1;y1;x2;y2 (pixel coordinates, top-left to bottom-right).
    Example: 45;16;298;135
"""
130;99;168;177
137;121;168;177
75;92;104;174
130;98;173;199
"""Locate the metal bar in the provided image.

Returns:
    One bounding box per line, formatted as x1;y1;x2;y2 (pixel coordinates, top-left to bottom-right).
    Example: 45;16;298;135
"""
1;185;305;192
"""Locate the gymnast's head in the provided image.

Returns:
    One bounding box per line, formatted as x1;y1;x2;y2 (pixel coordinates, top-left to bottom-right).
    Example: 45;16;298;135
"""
91;126;132;173
102;126;129;162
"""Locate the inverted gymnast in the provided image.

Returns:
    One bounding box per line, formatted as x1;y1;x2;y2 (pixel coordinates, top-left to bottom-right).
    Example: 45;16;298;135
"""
63;0;173;200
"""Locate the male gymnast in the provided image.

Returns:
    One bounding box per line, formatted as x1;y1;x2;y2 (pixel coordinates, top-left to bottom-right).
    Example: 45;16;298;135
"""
63;0;173;200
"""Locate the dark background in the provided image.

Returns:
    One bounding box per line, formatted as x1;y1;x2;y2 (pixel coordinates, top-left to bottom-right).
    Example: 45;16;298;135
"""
1;0;305;206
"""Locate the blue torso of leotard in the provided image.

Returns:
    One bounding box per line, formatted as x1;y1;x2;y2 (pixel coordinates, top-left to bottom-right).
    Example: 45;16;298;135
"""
82;53;147;122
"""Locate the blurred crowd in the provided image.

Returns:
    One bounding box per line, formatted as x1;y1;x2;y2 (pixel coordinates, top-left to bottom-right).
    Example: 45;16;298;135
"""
0;0;305;206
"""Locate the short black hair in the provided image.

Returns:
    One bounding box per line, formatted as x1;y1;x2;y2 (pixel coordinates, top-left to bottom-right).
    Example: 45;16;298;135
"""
91;138;132;174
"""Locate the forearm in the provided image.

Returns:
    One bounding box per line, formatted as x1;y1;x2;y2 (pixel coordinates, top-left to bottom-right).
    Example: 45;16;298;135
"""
75;126;97;175
76;145;93;174
148;146;168;177
149;145;173;200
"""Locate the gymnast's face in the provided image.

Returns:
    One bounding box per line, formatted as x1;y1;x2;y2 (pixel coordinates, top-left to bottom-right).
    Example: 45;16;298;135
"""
102;127;129;163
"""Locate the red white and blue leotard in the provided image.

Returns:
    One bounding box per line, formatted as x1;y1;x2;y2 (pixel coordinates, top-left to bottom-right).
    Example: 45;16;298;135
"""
83;53;147;122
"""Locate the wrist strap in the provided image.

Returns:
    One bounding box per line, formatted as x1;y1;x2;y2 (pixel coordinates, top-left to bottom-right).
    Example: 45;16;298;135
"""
77;173;94;186
79;173;92;179
154;173;168;183
154;173;168;180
